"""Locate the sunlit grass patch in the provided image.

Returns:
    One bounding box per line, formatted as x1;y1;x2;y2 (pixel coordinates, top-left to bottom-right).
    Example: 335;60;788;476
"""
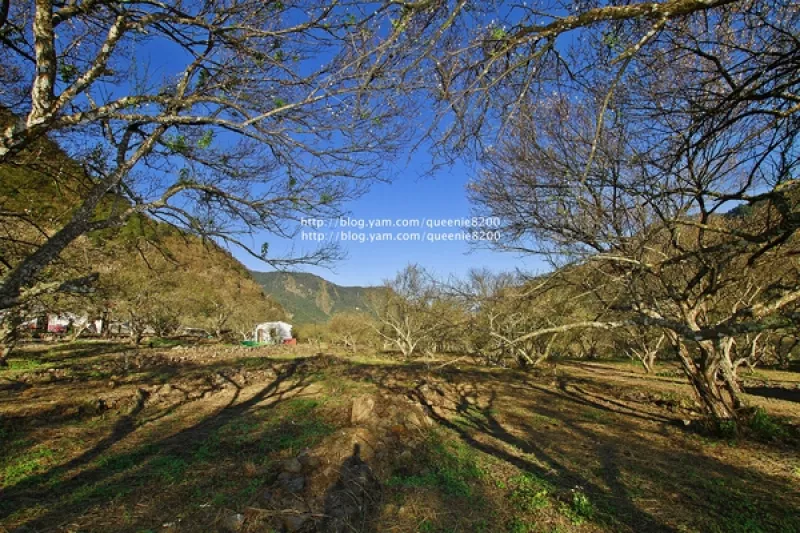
388;431;484;498
0;358;45;373
509;472;552;512
1;445;57;487
559;488;594;526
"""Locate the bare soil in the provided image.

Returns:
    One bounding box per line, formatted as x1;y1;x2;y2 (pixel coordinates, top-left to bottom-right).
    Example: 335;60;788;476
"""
1;342;798;533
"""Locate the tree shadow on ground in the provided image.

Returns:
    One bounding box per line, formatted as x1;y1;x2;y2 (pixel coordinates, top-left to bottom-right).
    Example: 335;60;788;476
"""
745;385;800;403
2;354;798;533
344;359;800;533
15;340;131;363
0;358;311;531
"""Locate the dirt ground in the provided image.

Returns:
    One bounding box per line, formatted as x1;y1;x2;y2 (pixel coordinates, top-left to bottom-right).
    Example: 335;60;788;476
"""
1;341;798;533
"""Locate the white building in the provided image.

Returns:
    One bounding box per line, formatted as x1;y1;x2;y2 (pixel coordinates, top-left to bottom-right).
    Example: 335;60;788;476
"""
253;321;293;343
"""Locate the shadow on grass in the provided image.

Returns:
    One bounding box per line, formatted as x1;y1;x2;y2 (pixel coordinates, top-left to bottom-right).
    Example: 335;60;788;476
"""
0;358;312;531
2;354;799;533
342;359;800;533
745;385;800;403
321;443;382;533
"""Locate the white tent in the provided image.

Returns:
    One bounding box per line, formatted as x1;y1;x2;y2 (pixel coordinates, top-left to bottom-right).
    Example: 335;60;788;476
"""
253;321;293;343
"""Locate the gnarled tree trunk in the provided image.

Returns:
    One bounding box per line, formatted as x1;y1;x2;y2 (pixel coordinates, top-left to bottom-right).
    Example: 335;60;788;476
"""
675;338;743;421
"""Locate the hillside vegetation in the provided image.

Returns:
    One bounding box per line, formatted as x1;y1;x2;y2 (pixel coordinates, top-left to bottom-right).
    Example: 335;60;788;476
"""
251;271;380;324
0;117;285;350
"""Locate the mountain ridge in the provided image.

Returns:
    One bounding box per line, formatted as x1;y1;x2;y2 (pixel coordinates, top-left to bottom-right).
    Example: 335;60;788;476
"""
250;271;380;324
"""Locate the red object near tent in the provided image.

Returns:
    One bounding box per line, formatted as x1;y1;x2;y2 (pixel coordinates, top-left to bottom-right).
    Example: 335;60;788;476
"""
282;338;297;345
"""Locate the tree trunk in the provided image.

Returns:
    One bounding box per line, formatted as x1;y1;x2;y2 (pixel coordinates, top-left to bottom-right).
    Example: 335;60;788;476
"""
0;308;22;367
399;337;415;358
0;217;93;311
717;339;744;411
69;323;89;342
641;357;653;374
675;339;739;421
100;310;110;338
129;319;143;346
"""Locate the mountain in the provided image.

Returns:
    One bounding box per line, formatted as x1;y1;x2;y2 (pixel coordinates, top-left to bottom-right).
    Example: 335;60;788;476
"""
0;108;285;332
250;271;380;324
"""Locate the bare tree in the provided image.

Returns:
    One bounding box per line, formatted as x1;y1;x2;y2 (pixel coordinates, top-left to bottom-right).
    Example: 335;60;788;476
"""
369;264;439;358
328;311;377;354
422;0;797;159
624;327;666;374
0;0;461;312
471;10;800;420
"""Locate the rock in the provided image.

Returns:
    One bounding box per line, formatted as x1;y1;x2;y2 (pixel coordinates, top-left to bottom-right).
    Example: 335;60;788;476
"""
283;513;310;532
282;458;303;474
278;474;305;493
405;411;432;429
297;450;321;471
220;511;245;532
351;395;376;425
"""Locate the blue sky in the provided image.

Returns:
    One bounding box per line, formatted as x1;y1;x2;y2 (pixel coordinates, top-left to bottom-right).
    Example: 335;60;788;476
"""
90;4;550;287
236;155;547;287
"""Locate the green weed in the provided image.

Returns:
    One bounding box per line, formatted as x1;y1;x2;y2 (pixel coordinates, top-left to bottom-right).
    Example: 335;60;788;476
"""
148;455;188;483
388;432;483;498
1;446;56;486
560;488;594;525
509;472;551;512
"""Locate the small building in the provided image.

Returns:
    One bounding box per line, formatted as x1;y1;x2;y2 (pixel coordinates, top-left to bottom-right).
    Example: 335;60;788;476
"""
46;314;100;334
253;321;293;344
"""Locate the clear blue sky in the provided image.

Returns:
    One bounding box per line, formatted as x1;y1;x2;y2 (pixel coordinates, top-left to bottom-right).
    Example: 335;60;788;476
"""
236;153;546;286
129;4;549;287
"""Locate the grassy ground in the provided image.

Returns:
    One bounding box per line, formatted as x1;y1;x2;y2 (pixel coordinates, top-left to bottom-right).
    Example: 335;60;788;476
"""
1;342;798;532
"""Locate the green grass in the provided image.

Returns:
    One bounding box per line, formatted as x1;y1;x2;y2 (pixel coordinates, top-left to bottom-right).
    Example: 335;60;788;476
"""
96;444;157;474
507;517;536;533
1;358;45;372
580;407;613;424
715;407;792;443
560;489;594;526
148;455;188;483
69;481;133;505
1;446;56;486
747;408;790;441
187;398;334;465
148;338;185;348
388;432;484;498
4;395;336;528
509;472;552;512
689;473;800;533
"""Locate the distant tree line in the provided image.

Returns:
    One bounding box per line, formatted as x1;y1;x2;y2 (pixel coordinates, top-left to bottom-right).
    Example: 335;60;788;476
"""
308;258;799;425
